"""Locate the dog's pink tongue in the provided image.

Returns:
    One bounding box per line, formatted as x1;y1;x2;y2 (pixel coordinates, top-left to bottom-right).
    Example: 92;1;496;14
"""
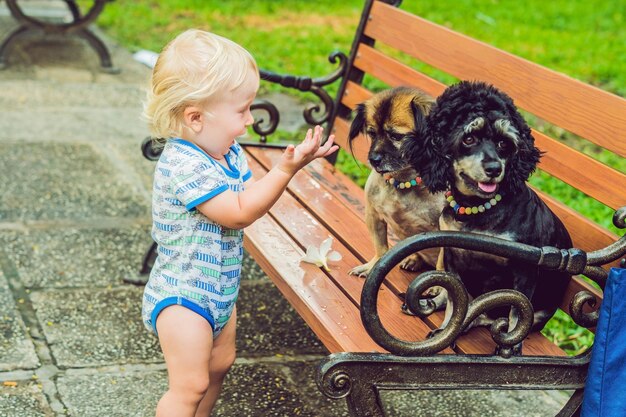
478;182;497;193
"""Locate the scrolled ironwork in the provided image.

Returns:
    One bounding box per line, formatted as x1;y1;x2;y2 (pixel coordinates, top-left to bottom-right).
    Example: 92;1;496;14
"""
249;99;279;142
403;270;469;352
362;231;542;356
380;0;403;6
141;136;164;161
5;0;108;33
361;206;626;357
586;206;626;268
318;369;353;399
569;290;599;328
257;51;348;138
464;290;533;358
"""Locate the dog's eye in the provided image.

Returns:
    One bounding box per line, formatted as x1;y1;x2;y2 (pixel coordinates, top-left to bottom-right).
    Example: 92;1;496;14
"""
389;132;404;141
462;136;477;146
366;128;376;137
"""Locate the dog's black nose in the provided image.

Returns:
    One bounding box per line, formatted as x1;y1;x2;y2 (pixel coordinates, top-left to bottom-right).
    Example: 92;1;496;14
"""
369;153;383;167
483;161;502;178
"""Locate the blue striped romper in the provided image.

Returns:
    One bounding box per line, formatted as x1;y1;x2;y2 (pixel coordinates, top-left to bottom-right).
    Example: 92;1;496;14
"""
142;139;252;338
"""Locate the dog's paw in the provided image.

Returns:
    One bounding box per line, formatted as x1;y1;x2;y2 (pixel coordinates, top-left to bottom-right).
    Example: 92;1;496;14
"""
348;263;372;278
423;285;443;298
399;254;425;271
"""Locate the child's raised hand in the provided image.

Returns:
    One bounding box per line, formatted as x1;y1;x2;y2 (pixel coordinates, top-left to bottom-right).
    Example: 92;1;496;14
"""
278;125;338;176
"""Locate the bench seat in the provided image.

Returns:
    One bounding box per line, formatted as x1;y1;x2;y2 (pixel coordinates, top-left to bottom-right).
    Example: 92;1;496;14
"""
243;146;567;357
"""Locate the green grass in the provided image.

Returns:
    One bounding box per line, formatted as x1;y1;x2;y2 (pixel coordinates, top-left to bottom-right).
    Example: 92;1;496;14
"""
95;0;625;354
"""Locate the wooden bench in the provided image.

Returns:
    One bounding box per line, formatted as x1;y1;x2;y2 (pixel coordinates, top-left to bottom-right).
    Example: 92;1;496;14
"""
141;1;626;415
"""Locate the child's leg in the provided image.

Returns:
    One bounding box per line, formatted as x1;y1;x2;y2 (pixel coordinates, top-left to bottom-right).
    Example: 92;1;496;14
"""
194;307;237;417
155;305;214;417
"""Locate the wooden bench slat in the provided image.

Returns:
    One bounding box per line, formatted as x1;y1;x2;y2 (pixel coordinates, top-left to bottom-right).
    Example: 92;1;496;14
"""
341;80;626;210
534;133;626;211
244;215;382;353
354;43;446;98
365;1;626;157
534;188;619;256
245;149;455;352
247;147;566;356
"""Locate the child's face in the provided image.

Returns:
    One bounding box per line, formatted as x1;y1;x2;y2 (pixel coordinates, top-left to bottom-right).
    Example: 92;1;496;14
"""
194;69;259;159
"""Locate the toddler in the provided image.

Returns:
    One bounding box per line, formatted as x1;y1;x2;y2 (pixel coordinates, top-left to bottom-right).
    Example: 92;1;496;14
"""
141;29;337;417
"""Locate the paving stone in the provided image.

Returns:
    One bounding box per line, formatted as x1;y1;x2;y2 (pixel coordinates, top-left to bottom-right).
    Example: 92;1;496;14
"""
57;360;343;417
0;80;147;109
0;381;54;417
0;142;148;221
0;16;150;85
57;368;167;417
111;141;158;195
1;225;150;289
215;361;324;417
30;286;162;368
241;250;269;282
283;360;351;417
0;270;39;371
237;281;326;356
380;388;569;417
0;109;150;144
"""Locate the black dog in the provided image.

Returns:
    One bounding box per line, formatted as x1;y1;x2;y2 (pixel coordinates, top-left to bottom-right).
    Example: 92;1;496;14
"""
404;81;572;337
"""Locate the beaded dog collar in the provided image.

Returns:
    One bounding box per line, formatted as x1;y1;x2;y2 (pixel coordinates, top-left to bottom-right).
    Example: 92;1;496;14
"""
445;191;502;215
383;173;423;190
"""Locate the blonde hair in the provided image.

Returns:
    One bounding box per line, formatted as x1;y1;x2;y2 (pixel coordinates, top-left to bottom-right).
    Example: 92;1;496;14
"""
144;29;258;139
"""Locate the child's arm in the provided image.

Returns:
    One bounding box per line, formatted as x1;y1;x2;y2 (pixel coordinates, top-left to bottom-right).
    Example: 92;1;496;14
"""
196;125;338;229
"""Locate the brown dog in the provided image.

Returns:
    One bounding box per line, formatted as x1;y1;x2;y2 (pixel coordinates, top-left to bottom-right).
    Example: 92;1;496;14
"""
348;87;445;277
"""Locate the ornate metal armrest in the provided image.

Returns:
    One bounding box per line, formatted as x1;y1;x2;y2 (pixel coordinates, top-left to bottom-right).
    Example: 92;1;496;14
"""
360;206;626;358
246;51;348;144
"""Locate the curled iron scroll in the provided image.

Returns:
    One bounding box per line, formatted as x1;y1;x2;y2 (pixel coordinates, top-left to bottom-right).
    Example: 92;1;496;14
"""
568;206;626;328
250;99;279;142
257;51;348;140
361;207;626;357
5;0;107;33
361;232;542;356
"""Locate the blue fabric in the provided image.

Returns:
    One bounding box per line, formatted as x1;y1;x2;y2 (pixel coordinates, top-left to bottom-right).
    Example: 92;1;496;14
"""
581;268;626;417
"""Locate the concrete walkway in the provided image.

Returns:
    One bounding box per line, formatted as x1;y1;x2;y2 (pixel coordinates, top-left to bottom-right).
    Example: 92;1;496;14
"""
0;3;569;416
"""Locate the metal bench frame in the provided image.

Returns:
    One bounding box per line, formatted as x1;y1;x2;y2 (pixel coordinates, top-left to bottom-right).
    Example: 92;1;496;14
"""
0;0;118;72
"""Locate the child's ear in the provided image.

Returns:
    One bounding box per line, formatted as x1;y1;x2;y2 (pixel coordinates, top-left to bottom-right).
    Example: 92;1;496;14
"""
183;106;204;133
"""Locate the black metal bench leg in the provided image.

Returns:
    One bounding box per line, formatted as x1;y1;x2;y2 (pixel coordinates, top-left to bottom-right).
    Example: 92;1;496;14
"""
123;241;156;286
556;389;583;417
345;383;385;417
75;27;119;73
140;241;157;275
0;25;29;69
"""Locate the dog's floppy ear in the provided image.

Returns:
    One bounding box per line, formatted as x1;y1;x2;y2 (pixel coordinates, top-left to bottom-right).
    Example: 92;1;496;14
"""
403;102;452;193
348;103;367;153
402;100;428;165
410;99;427;138
503;102;542;192
419;135;452;194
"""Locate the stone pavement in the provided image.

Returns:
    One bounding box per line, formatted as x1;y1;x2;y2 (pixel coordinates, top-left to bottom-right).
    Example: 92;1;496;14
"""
0;3;570;416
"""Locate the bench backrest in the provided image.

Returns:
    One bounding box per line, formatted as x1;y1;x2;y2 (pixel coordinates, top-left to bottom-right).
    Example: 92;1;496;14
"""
328;0;626;315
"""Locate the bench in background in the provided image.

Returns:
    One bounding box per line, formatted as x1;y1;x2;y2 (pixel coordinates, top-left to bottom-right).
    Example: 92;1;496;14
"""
0;0;117;72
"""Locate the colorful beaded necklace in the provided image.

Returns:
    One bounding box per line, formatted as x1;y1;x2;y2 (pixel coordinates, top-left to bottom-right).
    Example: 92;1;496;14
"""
383;173;423;190
445;191;502;215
